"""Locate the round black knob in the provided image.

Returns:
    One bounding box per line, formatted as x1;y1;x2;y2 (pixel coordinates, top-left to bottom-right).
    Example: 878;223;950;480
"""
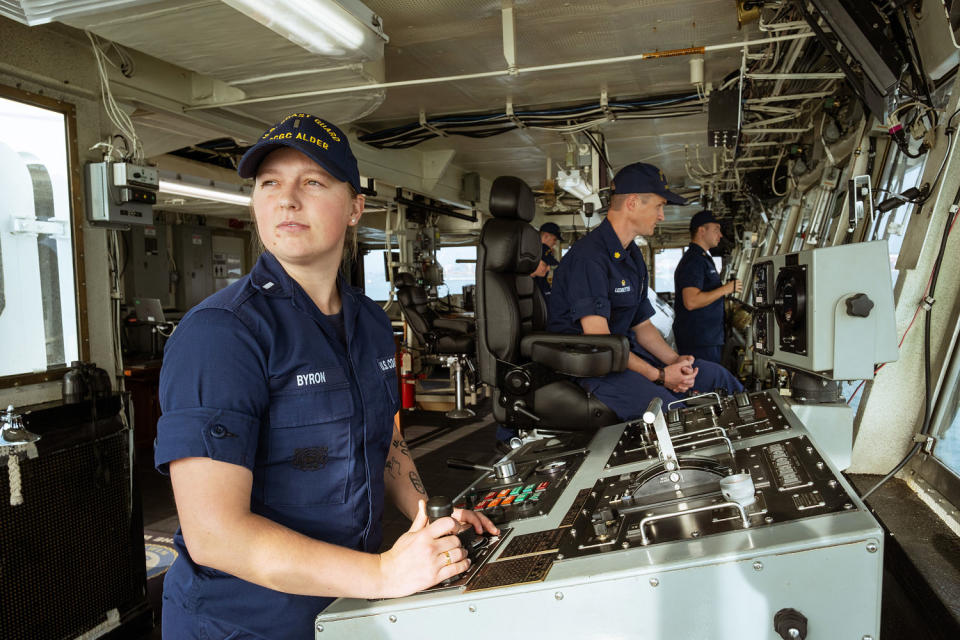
845;292;874;318
426;496;452;523
504;369;531;393
773;608;808;640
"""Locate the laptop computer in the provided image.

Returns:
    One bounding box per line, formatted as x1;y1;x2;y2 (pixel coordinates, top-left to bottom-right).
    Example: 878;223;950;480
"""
133;298;165;324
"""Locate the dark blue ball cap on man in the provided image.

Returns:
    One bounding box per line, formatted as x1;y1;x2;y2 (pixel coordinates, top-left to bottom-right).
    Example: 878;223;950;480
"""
612;162;687;205
237;113;361;193
540;222;563;242
689;209;719;233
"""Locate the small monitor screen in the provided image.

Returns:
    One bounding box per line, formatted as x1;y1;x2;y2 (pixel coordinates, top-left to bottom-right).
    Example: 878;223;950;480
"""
133;297;165;323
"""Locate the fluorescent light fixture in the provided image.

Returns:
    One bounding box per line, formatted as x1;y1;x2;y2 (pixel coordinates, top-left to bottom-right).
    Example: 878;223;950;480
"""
159;179;251;206
223;0;388;59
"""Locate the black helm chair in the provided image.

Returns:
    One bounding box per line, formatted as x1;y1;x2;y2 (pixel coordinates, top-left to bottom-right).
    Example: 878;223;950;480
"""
394;272;477;419
476;176;629;431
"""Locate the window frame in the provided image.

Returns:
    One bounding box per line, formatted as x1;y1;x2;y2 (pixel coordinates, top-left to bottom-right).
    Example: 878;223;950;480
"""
0;83;89;389
908;326;960;511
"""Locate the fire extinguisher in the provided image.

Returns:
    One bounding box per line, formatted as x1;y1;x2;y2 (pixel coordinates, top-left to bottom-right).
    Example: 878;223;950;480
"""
400;350;417;410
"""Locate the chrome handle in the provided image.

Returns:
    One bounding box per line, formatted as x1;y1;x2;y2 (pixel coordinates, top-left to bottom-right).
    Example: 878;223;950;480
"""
637;500;749;546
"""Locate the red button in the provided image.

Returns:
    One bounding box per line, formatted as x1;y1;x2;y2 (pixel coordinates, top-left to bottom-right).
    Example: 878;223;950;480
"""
474;500;490;510
483;492;497;501
536;481;550;492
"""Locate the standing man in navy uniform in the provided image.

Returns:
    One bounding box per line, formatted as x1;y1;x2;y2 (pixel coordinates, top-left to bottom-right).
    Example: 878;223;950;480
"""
547;163;743;421
155;113;495;640
673;210;742;365
532;222;562;300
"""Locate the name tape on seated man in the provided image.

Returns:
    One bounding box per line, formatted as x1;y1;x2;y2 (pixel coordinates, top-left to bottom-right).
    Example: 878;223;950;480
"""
155;113;496;640
546;162;743;421
673;210;742;365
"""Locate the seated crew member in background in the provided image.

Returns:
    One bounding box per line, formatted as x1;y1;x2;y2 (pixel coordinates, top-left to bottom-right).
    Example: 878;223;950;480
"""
533;222;563;300
155;114;496;640
673;210;742;365
546;163;743;420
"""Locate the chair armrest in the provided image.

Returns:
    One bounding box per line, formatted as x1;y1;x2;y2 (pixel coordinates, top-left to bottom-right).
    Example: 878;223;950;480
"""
520;333;630;377
433;318;474;334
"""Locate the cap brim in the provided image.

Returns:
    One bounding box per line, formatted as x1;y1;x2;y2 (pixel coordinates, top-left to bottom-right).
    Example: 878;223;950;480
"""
237;140;356;191
660;188;688;206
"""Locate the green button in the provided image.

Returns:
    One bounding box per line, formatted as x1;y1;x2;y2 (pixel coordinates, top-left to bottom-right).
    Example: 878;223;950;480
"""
522;484;535;493
529;493;541;502
509;486;522;496
514;493;527;503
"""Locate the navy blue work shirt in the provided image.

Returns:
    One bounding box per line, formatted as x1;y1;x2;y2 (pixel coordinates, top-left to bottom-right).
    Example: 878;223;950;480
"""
532;242;558;300
673;242;724;348
547;218;654;353
155;251;400;640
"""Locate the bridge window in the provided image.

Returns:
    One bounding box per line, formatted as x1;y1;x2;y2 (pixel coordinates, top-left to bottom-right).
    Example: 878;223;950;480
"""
874;150;927;282
435;245;476;295
362;248;393;302
933;340;960;478
654;248;683;292
0;89;84;386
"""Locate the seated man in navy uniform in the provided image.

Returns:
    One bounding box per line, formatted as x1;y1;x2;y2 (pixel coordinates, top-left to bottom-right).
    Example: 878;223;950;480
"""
673;210;742;364
546;163;743;420
532;222;562;300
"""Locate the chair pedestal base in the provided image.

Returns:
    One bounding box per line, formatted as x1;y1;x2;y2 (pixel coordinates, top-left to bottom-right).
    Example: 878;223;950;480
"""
444;355;475;420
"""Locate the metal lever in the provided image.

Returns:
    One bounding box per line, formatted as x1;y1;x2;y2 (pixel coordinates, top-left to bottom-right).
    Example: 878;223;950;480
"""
643;398;677;470
446;458;518;480
667;391;722;411
512;401;541;422
637;501;750;546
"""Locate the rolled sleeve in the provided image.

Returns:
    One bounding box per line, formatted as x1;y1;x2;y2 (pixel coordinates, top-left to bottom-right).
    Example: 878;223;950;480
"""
155;408;261;473
155;307;268;475
568;258;612;322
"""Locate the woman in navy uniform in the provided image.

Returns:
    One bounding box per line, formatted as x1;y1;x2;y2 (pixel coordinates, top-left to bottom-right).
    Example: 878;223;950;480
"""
673;210;742;364
546;163;743;421
155;114;496;639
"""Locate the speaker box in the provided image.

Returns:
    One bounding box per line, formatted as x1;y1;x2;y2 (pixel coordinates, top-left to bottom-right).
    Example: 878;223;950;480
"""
0;397;149;639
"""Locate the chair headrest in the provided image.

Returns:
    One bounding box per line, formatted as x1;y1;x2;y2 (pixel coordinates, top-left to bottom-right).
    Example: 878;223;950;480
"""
490;176;535;222
481;219;540;275
395;272;417;288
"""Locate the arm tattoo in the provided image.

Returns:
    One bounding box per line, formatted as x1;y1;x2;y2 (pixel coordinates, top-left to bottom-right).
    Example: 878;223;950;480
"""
385;456;401;480
409;471;426;495
392;438;411;457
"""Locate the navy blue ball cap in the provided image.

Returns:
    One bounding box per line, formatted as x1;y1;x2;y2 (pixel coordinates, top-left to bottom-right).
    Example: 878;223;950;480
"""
539;222;563;242
238;113;361;193
611;162;687;205
689;209;719;233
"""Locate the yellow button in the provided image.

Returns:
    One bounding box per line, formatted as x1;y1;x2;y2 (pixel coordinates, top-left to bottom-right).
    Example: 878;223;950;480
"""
614;251;621;258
